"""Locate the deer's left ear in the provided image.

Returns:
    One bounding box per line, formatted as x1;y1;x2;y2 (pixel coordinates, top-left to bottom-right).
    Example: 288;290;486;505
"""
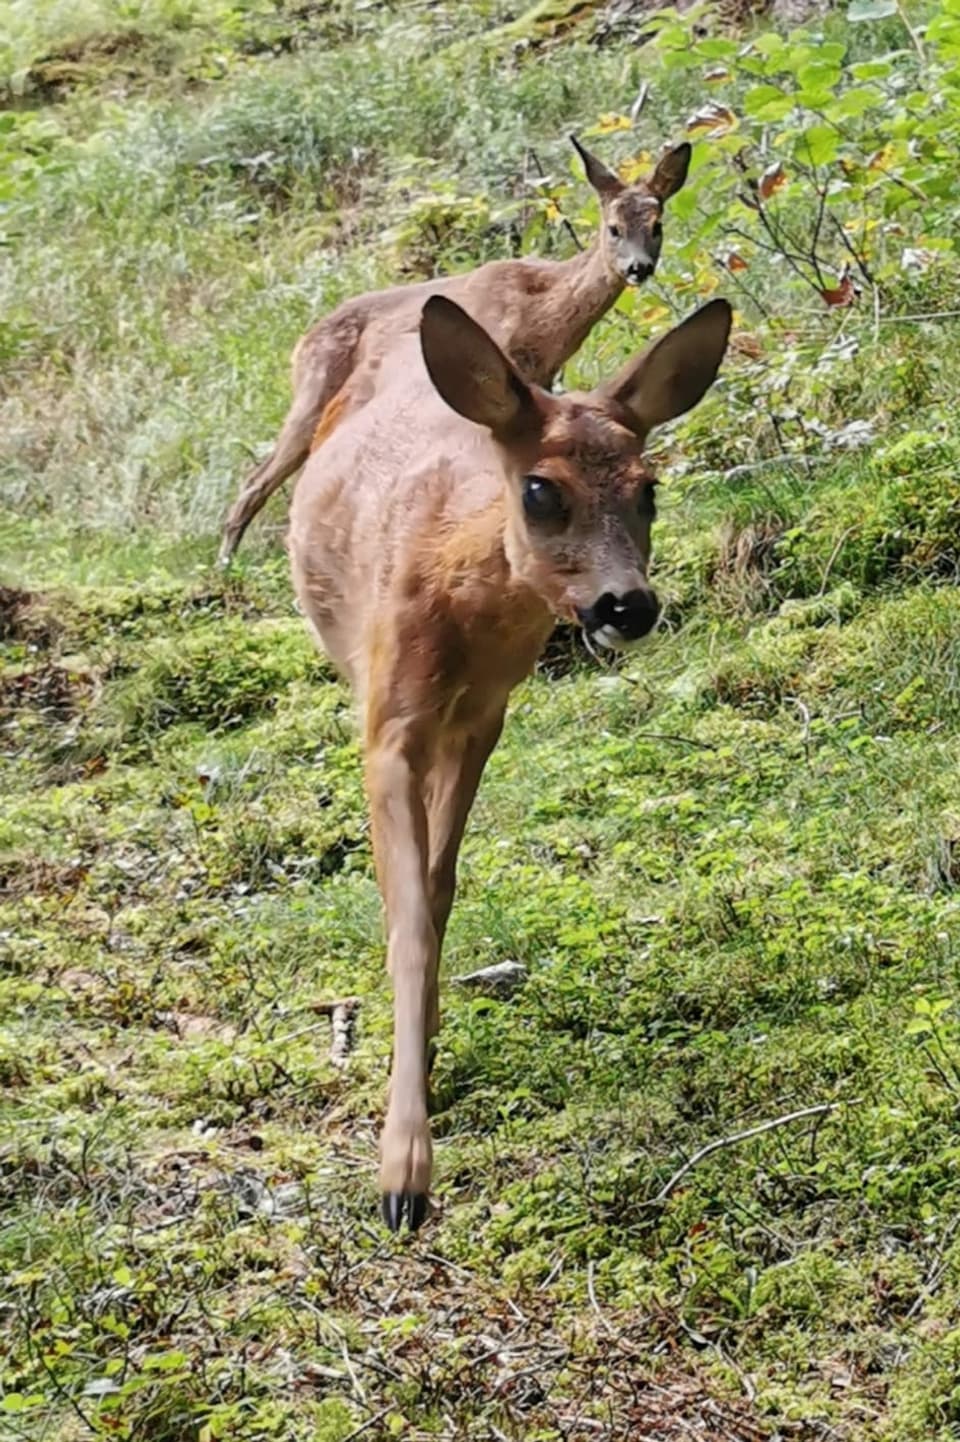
648;142;691;202
599;298;732;440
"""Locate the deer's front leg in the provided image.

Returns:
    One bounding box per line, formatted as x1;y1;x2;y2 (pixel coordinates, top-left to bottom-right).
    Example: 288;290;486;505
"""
365;728;436;1233
424;713;505;1042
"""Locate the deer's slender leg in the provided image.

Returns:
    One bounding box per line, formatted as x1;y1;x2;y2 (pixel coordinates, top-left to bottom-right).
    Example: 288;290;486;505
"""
423;713;505;1043
365;723;436;1232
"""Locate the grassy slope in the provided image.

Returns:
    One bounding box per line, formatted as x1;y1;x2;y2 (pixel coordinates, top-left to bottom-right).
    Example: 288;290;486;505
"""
3;2;960;1439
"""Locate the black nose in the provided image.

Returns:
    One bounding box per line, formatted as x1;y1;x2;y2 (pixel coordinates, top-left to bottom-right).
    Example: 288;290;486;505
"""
627;260;654;283
577;589;660;640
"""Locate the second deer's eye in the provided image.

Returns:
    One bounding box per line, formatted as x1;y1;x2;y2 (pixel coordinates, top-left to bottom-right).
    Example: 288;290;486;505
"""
608;224;622;239
522;475;569;527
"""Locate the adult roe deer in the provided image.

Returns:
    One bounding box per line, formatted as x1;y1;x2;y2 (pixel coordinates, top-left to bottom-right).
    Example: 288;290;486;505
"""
287;293;732;1231
220;136;692;565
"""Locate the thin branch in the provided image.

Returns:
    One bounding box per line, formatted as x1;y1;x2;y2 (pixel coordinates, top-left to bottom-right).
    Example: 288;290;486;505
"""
631;731;717;751
528;147;583;252
586;1259;616;1337
648;1099;864;1205
897;0;925;63
339;1404;395;1442
817;524;856;597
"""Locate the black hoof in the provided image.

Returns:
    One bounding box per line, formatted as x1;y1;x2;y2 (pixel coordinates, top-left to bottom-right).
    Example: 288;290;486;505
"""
381;1191;429;1233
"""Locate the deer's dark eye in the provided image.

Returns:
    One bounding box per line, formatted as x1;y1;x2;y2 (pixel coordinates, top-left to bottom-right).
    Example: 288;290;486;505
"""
652;219;663;240
608;223;622;239
522;475;569;527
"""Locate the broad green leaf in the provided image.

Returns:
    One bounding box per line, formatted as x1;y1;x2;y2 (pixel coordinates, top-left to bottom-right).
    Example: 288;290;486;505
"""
798;125;840;167
851;59;893;79
695;38;738;59
142;1350;189;1372
827;86;886;119
744;85;795;121
847;0;897;18
798;64;842;91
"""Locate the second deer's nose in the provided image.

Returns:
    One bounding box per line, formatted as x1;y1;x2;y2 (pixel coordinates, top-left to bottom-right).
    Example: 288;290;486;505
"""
578;588;660;640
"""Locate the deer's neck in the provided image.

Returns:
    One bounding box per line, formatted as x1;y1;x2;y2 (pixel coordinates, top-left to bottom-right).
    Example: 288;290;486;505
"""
529;241;624;383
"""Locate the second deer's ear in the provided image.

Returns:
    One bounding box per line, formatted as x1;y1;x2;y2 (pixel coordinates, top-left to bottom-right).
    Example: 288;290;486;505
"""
648;141;691;202
599;298;732;440
569;134;624;201
420;296;539;438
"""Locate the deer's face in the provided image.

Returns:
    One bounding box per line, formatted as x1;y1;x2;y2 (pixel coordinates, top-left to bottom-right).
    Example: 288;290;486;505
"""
419;293;731;656
573;137;692;287
502;406;661;650
600;188;665;286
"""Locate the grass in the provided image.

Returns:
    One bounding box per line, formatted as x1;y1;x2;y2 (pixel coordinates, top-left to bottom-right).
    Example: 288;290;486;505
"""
3;0;960;1438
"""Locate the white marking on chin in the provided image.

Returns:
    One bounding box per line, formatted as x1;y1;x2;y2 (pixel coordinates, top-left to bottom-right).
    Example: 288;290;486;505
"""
591;625;645;653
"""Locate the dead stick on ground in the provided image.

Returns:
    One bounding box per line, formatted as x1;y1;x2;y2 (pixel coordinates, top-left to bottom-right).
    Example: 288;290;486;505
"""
649;1099;864;1205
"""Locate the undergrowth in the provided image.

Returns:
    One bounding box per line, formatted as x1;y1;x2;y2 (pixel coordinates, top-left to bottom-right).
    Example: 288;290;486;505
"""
3;1;960;1439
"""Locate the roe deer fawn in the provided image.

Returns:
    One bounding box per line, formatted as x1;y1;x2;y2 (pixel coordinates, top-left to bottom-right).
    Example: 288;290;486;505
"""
221;136;691;565
288;294;732;1230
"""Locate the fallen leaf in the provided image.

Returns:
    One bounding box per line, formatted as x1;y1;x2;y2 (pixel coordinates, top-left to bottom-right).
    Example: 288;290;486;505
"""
820;269;858;308
731;332;763;359
704;66;731;83
593;112;632;134
758;161;787;200
686;102;737;137
721;249;749;273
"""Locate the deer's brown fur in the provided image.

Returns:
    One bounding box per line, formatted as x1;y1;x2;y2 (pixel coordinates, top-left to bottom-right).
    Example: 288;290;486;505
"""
287;293;731;1229
219;138;691;565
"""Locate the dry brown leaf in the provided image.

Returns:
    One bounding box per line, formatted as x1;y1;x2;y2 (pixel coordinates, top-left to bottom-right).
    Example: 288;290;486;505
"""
820;268;858;308
758;161;787;200
686;102;737;137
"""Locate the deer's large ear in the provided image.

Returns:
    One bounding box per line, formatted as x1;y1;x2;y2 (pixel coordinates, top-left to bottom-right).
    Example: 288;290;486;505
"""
420;296;539;437
570;134;623;201
599;298;732;439
648;141;691;202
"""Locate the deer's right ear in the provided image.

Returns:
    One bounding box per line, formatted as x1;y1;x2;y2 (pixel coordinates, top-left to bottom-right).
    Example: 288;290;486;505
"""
420;296;538;437
569;134;624;201
600;298;732;439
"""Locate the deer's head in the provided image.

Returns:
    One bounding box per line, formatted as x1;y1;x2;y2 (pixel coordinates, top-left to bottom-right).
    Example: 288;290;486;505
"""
570;135;691;286
420;295;731;653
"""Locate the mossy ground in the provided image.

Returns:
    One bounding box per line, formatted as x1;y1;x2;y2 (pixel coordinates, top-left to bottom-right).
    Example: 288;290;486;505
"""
3;2;960;1439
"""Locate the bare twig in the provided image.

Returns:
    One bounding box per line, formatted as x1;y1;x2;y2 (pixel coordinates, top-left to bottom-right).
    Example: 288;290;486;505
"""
817;524;856;597
648;1099;864;1205
630;81;649;122
587;1259;615;1337
528;147;583;251
897;0;925;62
339;1404;394;1442
631;731;718;751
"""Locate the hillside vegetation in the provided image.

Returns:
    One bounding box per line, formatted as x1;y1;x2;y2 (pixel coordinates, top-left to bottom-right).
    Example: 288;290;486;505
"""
3;1;960;1438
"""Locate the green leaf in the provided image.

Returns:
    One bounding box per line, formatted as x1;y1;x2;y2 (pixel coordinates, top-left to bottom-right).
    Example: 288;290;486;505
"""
847;0;897;18
1;1395;45;1414
798;125;840;166
142;1350;189;1372
743;85;795;121
827;85;886;119
851;59;893;79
